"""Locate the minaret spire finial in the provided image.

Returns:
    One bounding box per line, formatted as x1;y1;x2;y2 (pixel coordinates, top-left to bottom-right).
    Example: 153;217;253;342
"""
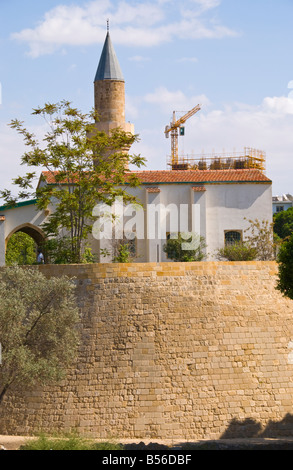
107;19;109;32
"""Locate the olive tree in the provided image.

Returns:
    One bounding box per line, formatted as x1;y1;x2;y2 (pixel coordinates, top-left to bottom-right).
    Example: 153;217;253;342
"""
0;266;80;405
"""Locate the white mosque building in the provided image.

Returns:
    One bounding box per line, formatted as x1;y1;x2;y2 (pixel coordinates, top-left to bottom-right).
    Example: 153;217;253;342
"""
0;29;272;265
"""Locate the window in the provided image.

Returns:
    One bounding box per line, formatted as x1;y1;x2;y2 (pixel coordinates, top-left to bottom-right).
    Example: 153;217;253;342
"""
276;205;284;213
225;231;242;246
123;231;137;257
127;237;137;257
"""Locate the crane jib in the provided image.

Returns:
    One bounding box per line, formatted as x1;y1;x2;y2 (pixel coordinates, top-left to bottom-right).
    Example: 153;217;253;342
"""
164;104;201;166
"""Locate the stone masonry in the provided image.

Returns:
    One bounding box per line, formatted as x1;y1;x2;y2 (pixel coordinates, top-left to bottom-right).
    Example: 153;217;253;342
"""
94;80;126;125
1;261;293;440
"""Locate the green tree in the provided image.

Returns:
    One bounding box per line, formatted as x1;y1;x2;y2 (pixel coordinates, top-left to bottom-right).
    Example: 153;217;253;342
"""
276;234;293;299
0;266;79;405
1;101;145;263
163;233;207;262
273;207;293;241
6;232;37;266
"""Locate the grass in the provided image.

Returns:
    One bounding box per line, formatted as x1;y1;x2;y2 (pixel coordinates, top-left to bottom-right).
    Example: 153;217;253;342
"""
19;434;124;451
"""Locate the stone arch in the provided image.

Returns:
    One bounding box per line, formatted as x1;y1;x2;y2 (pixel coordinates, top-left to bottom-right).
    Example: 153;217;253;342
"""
5;223;46;251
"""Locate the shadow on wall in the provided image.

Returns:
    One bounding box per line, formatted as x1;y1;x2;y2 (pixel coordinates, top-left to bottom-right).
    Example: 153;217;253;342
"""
221;413;293;439
123;415;293;450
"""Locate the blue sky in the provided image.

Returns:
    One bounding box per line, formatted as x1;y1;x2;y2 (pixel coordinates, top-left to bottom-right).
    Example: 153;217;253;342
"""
1;0;293;197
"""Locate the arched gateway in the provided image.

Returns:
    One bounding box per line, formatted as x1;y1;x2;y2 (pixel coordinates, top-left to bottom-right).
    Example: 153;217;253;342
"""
0;199;48;266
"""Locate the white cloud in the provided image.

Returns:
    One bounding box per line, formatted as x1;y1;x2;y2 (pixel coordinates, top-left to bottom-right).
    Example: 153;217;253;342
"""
11;3;107;57
134;87;293;193
184;96;293;153
2;89;293;197
185;96;293;193
11;0;238;57
128;56;151;62
193;0;221;11
144;86;210;112
125;94;141;120
109;1;164;26
176;57;198;63
0;121;49;199
0;123;28;194
262;96;293;115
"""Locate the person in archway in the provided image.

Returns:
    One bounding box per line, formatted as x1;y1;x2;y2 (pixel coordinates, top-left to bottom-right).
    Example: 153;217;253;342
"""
37;249;44;264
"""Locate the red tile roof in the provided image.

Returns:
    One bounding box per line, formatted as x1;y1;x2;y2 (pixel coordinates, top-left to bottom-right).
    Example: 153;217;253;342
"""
41;169;271;185
130;169;271;184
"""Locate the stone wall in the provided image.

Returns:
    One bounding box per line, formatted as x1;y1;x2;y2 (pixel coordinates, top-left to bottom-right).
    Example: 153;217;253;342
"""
94;80;125;124
1;261;293;440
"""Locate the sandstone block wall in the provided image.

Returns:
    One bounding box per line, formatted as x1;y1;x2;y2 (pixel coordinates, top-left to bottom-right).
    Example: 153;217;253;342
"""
94;80;125;124
1;261;293;440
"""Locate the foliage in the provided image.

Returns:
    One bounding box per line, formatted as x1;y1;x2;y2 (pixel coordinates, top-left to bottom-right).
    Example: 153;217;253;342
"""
6;232;37;266
163;233;207;262
20;434;123;451
244;218;278;261
276;233;293;299
217;241;258;261
113;243;132;263
44;237;75;264
216;218;280;262
0;266;80;405
82;246;98;264
100;230;137;263
1;101;145;263
44;236;97;264
273;207;293;241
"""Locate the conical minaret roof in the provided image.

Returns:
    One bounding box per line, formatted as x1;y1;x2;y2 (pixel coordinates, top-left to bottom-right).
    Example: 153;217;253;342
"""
94;30;124;82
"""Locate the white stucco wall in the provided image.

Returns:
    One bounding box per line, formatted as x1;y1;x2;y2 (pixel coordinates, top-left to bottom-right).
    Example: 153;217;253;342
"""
205;183;272;258
90;182;272;262
2;205;48;242
0;181;272;265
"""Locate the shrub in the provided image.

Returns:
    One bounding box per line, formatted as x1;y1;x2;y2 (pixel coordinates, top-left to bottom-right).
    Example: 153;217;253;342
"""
113;243;132;263
20;434;124;451
217;242;258;261
163;232;207;262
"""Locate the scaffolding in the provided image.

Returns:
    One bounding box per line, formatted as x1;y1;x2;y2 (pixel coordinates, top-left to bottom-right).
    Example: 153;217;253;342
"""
168;147;266;173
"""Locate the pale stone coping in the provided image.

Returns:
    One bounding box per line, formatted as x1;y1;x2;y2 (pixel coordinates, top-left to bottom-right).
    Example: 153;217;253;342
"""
2;260;278;279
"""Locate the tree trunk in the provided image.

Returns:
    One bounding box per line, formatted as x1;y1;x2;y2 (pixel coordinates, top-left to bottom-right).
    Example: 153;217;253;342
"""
0;384;10;405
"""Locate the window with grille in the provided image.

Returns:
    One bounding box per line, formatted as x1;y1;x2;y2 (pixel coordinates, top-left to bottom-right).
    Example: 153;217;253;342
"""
224;231;242;246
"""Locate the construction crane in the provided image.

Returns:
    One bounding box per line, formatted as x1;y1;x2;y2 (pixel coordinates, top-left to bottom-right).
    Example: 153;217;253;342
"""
165;104;201;168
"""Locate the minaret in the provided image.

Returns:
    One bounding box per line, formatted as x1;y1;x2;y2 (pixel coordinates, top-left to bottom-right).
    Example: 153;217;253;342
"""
94;22;134;135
